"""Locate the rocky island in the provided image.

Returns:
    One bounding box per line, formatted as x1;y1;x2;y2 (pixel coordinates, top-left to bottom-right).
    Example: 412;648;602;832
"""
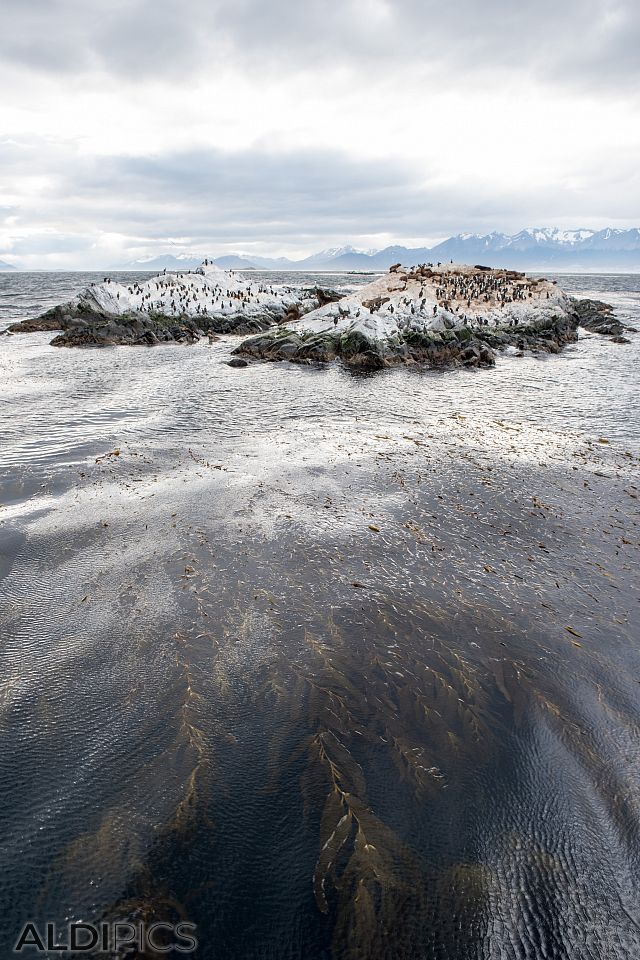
6;260;627;367
235;263;628;369
6;262;338;346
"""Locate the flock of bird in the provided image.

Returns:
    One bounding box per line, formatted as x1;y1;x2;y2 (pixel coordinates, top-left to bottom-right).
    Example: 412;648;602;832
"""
91;267;288;318
87;261;562;335
351;264;560;330
291;262;566;339
408;266;555;328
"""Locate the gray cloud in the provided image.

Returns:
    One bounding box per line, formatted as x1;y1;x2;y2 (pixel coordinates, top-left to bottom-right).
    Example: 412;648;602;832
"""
2;0;639;91
2;136;637;264
2;1;638;266
1;137;437;243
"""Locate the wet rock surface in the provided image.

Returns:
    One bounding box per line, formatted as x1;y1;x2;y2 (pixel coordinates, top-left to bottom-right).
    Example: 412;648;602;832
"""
235;314;584;369
41;309;281;347
572;297;627;336
9;302;325;348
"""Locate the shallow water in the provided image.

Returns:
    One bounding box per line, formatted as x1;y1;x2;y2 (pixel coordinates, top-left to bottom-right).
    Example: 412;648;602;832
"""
0;272;639;958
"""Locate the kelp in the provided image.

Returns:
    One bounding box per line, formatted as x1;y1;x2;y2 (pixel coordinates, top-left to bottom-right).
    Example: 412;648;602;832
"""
72;485;640;959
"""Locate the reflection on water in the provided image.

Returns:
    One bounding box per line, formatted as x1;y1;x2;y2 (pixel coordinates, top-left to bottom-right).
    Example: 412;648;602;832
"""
0;272;639;958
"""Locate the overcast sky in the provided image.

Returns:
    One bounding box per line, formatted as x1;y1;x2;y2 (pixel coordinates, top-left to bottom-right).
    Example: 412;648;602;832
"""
1;0;639;267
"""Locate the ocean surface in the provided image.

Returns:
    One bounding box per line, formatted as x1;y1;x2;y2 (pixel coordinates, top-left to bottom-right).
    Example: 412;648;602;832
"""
0;271;639;959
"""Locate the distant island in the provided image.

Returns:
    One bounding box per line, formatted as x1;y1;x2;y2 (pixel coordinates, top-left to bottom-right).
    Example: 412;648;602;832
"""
114;228;640;274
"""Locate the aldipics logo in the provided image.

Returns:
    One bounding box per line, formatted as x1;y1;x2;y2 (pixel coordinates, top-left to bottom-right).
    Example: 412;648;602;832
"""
14;921;197;954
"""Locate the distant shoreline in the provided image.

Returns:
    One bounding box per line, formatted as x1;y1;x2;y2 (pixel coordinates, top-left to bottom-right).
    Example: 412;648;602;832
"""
2;268;640;276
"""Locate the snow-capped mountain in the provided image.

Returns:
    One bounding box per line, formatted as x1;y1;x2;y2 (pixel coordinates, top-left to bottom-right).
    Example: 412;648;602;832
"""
428;228;640;269
293;246;379;269
112;229;640;273
505;228;597;247
118;254;204;271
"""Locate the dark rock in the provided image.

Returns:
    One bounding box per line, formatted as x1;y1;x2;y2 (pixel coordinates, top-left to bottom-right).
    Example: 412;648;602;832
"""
572;298;625;336
297;337;339;363
230;309;582;371
478;345;496;366
235;329;342;365
226;357;249;367
460;345;481;367
456;326;473;343
340;330;384;368
9;309;71;333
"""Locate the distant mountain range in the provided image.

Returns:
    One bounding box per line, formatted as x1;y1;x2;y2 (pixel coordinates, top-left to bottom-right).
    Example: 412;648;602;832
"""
4;229;640;272
424;228;640;271
115;229;640;273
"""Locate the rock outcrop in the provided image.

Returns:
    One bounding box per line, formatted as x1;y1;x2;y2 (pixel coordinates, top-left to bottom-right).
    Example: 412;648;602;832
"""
234;263;600;369
572;298;626;337
7;262;334;347
6;260;627;365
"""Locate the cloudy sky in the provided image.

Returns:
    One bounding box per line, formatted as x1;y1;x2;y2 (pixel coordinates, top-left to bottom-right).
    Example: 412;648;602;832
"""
1;0;639;267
